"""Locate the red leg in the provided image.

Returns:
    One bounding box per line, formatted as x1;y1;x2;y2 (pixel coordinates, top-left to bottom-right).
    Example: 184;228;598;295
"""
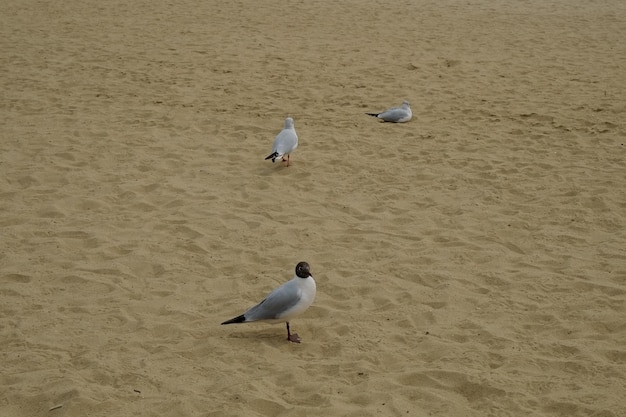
286;322;301;343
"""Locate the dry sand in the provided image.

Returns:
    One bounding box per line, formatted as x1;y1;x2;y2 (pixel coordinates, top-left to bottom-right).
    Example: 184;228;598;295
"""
1;0;625;416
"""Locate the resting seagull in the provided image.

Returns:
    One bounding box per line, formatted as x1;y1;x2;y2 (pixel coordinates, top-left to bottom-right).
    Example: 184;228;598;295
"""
366;100;412;123
221;262;316;343
265;117;299;166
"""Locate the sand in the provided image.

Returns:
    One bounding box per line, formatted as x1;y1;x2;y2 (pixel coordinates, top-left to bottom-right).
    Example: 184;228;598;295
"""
1;0;625;416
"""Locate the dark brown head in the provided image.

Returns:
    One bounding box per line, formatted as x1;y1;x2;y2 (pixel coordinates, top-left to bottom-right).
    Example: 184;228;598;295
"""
295;261;311;278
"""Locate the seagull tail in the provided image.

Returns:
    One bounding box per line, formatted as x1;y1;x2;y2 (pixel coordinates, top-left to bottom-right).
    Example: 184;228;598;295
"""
221;314;246;325
365;112;380;117
265;152;279;163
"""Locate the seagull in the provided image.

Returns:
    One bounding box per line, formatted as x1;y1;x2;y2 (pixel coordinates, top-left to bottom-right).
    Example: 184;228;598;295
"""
366;100;412;123
221;261;316;343
265;117;299;166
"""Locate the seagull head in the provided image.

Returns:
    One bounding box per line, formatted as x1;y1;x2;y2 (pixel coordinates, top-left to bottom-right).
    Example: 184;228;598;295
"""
295;261;312;278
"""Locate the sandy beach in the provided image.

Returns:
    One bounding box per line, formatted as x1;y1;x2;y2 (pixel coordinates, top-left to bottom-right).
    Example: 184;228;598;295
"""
1;0;625;416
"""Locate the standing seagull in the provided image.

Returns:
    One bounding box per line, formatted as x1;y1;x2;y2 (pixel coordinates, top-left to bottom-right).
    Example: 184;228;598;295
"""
265;117;299;166
366;100;412;123
221;262;316;343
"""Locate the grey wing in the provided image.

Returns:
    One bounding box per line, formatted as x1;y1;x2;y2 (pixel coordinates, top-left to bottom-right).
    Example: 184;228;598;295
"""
270;134;282;154
244;281;302;321
379;107;406;122
275;130;298;155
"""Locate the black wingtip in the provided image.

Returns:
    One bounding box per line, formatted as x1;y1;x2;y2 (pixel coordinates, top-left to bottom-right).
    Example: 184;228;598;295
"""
265;152;279;162
365;113;379;117
221;314;246;325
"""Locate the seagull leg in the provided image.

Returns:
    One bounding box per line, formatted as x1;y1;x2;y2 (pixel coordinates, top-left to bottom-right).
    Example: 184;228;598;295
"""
286;322;301;343
282;154;290;167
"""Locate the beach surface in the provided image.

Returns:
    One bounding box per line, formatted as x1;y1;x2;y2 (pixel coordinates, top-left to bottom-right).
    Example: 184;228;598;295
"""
1;0;625;416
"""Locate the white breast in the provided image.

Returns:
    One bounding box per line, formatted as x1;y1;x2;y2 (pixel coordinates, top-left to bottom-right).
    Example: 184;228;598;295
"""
276;276;316;320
